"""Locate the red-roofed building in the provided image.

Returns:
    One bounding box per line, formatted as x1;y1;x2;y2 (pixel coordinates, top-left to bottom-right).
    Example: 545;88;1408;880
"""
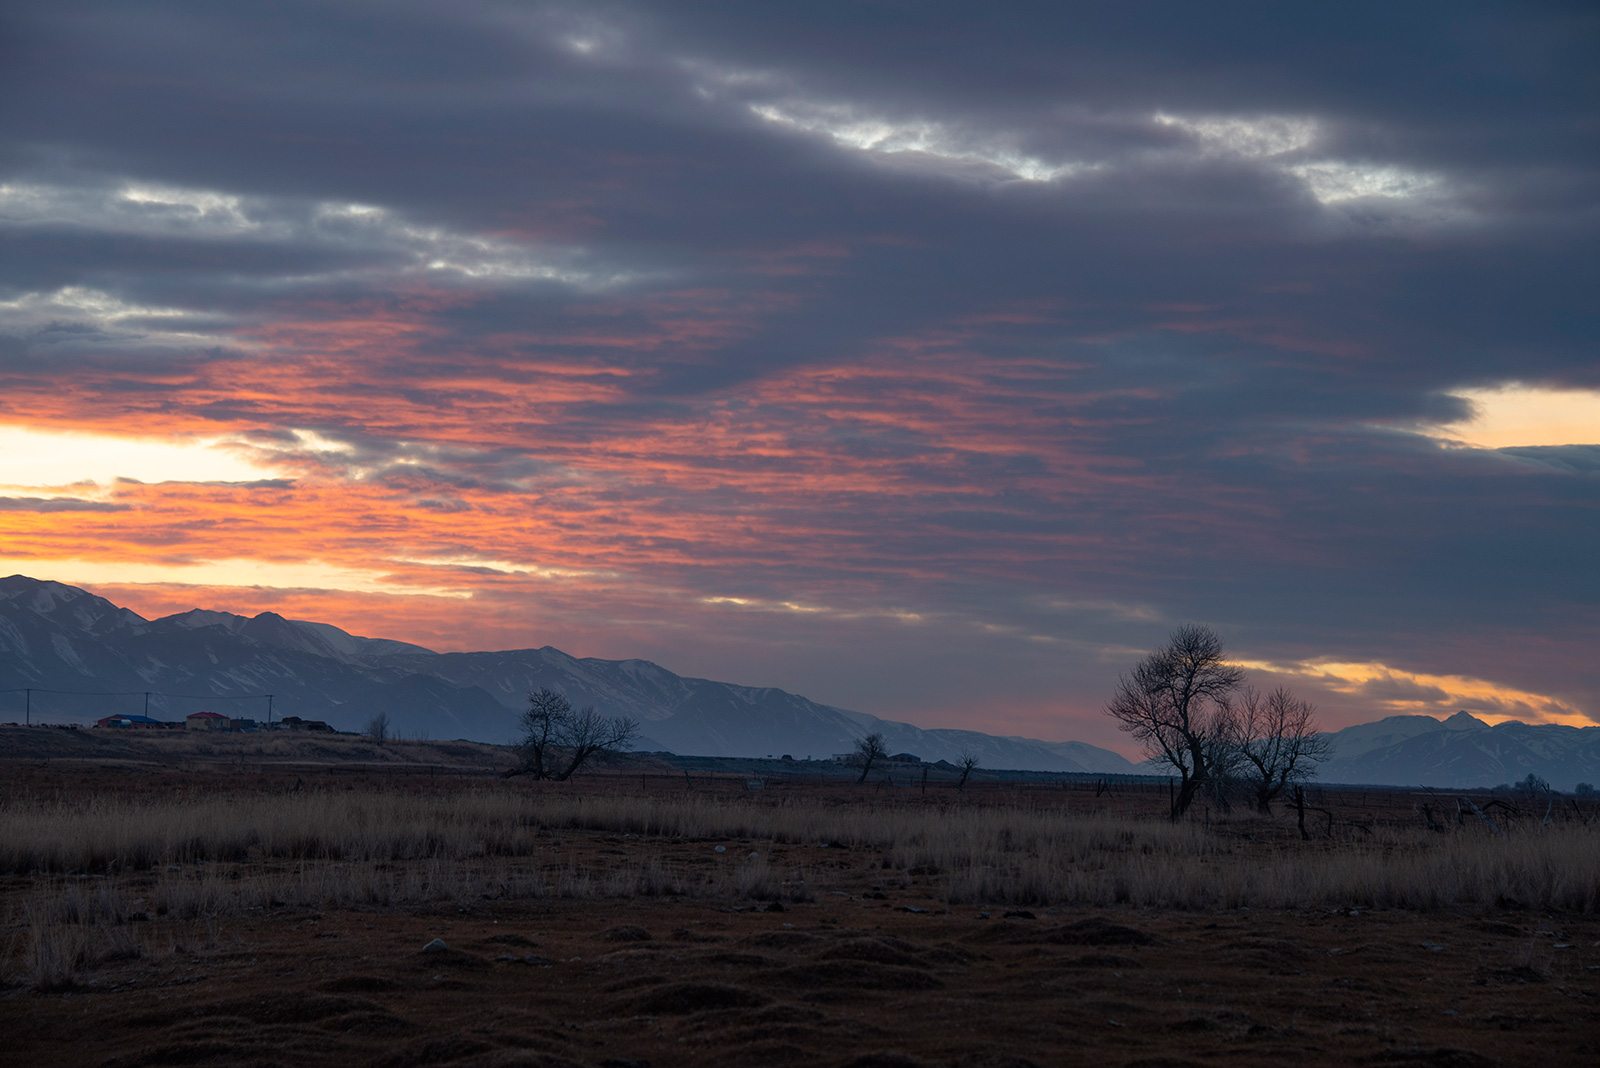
185;711;232;731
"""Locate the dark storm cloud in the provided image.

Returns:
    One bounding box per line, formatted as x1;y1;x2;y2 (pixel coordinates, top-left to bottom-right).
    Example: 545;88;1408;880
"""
0;0;1596;732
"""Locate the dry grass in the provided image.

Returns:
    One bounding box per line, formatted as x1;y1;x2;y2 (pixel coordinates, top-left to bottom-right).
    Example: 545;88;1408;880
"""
4;788;1596;910
3;787;1597;988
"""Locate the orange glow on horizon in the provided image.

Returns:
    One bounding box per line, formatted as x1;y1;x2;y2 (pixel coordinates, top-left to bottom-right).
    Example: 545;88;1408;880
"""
1235;657;1592;729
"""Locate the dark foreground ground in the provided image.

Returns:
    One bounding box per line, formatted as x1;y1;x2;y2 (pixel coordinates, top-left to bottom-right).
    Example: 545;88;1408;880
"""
2;741;1597;1067
5;858;1598;1068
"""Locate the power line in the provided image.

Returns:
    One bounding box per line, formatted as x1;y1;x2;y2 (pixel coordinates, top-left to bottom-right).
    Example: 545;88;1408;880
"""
1;686;276;726
0;687;272;700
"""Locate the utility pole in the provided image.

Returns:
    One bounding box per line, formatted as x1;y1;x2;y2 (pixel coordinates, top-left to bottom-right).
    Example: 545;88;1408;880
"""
144;692;151;717
25;688;31;726
266;694;274;726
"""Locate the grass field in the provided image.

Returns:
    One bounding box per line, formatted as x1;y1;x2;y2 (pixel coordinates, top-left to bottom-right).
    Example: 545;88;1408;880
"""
2;748;1598;1066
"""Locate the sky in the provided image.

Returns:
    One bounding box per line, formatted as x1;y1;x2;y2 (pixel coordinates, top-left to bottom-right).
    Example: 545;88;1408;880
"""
1;1;1597;751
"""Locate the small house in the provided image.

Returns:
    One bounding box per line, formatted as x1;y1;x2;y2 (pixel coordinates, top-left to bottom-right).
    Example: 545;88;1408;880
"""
94;714;172;729
185;711;232;731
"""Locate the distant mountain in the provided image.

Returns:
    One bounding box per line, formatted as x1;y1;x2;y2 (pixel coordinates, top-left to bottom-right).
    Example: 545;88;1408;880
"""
0;575;1135;773
1321;712;1600;792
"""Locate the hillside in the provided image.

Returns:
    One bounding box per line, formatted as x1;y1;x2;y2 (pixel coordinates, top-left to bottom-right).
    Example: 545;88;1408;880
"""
0;575;1135;773
1321;712;1600;792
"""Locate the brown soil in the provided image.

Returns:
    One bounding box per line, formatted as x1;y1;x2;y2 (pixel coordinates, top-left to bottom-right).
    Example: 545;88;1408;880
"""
3;763;1597;1067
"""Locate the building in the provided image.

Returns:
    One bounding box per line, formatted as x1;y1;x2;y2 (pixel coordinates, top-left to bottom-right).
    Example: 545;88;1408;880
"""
185;711;232;731
94;714;173;729
279;716;333;732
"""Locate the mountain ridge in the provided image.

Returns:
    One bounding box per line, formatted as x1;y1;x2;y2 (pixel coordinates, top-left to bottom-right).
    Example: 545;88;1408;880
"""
0;575;1134;773
4;576;1596;786
1319;713;1600;793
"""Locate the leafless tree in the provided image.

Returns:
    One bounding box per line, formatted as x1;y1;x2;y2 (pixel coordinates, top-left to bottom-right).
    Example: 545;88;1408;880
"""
1104;623;1245;820
549;703;639;780
956;749;980;793
1202;698;1246;811
511;687;568;780
1231;686;1328;814
505;687;638;781
854;732;888;784
364;711;390;743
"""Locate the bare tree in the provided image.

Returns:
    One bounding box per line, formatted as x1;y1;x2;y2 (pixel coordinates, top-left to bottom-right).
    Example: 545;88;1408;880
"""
364;711;390;743
1104;623;1245;820
505;687;639;780
511;687;569;780
550;703;639;780
1202;698;1246;812
854;732;888;784
956;749;980;793
1232;686;1328;814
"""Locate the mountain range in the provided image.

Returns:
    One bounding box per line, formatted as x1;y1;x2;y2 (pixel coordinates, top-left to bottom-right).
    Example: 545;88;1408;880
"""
1316;710;1600;794
2;575;1595;788
0;575;1132;772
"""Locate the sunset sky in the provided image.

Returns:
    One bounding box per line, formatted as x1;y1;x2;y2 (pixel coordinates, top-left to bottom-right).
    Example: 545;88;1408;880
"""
1;2;1596;751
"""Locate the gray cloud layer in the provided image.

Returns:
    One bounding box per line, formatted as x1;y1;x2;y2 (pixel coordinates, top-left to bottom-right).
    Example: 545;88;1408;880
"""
1;1;1596;736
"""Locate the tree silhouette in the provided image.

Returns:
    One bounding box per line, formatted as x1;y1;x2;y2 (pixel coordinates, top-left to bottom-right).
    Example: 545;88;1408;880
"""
1232;686;1328;813
1104;623;1244;820
505;687;638;780
956;749;979;793
854;732;888;784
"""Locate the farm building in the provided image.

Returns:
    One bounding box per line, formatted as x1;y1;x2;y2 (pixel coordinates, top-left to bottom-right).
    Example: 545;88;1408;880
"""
184;711;233;731
94;714;174;729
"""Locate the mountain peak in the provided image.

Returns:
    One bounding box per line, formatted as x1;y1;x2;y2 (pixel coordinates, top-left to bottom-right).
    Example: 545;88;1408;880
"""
166;608;247;630
0;574;147;631
1442;710;1491;730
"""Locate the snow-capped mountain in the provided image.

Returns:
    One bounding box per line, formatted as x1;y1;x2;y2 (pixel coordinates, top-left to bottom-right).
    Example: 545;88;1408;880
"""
1320;711;1600;792
0;575;1134;772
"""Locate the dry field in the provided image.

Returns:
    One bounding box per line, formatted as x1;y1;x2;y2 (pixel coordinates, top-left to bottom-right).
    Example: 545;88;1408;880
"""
1;755;1598;1067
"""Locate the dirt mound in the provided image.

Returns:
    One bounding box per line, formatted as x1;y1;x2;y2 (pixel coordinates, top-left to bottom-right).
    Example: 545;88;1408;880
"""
319;975;406;994
814;938;926;968
484;933;540;947
407;947;489;971
632;982;771;1014
597;924;652;942
950;1055;1046;1068
368;1036;498;1067
695;950;782;968
1047;918;1154;946
837;1055;932;1068
752;1005;827;1024
965;921;1042;944
98;1040;288;1068
968;916;1152;947
744;930;822;949
369;1036;587;1068
921;943;985;966
774;960;944;992
129;992;383;1029
1222;936;1308;960
1067;953;1141;969
319;1010;414;1036
1361;1050;1500;1068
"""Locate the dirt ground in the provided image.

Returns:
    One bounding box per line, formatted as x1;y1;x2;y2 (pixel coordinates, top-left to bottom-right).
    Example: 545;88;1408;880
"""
3;759;1597;1067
